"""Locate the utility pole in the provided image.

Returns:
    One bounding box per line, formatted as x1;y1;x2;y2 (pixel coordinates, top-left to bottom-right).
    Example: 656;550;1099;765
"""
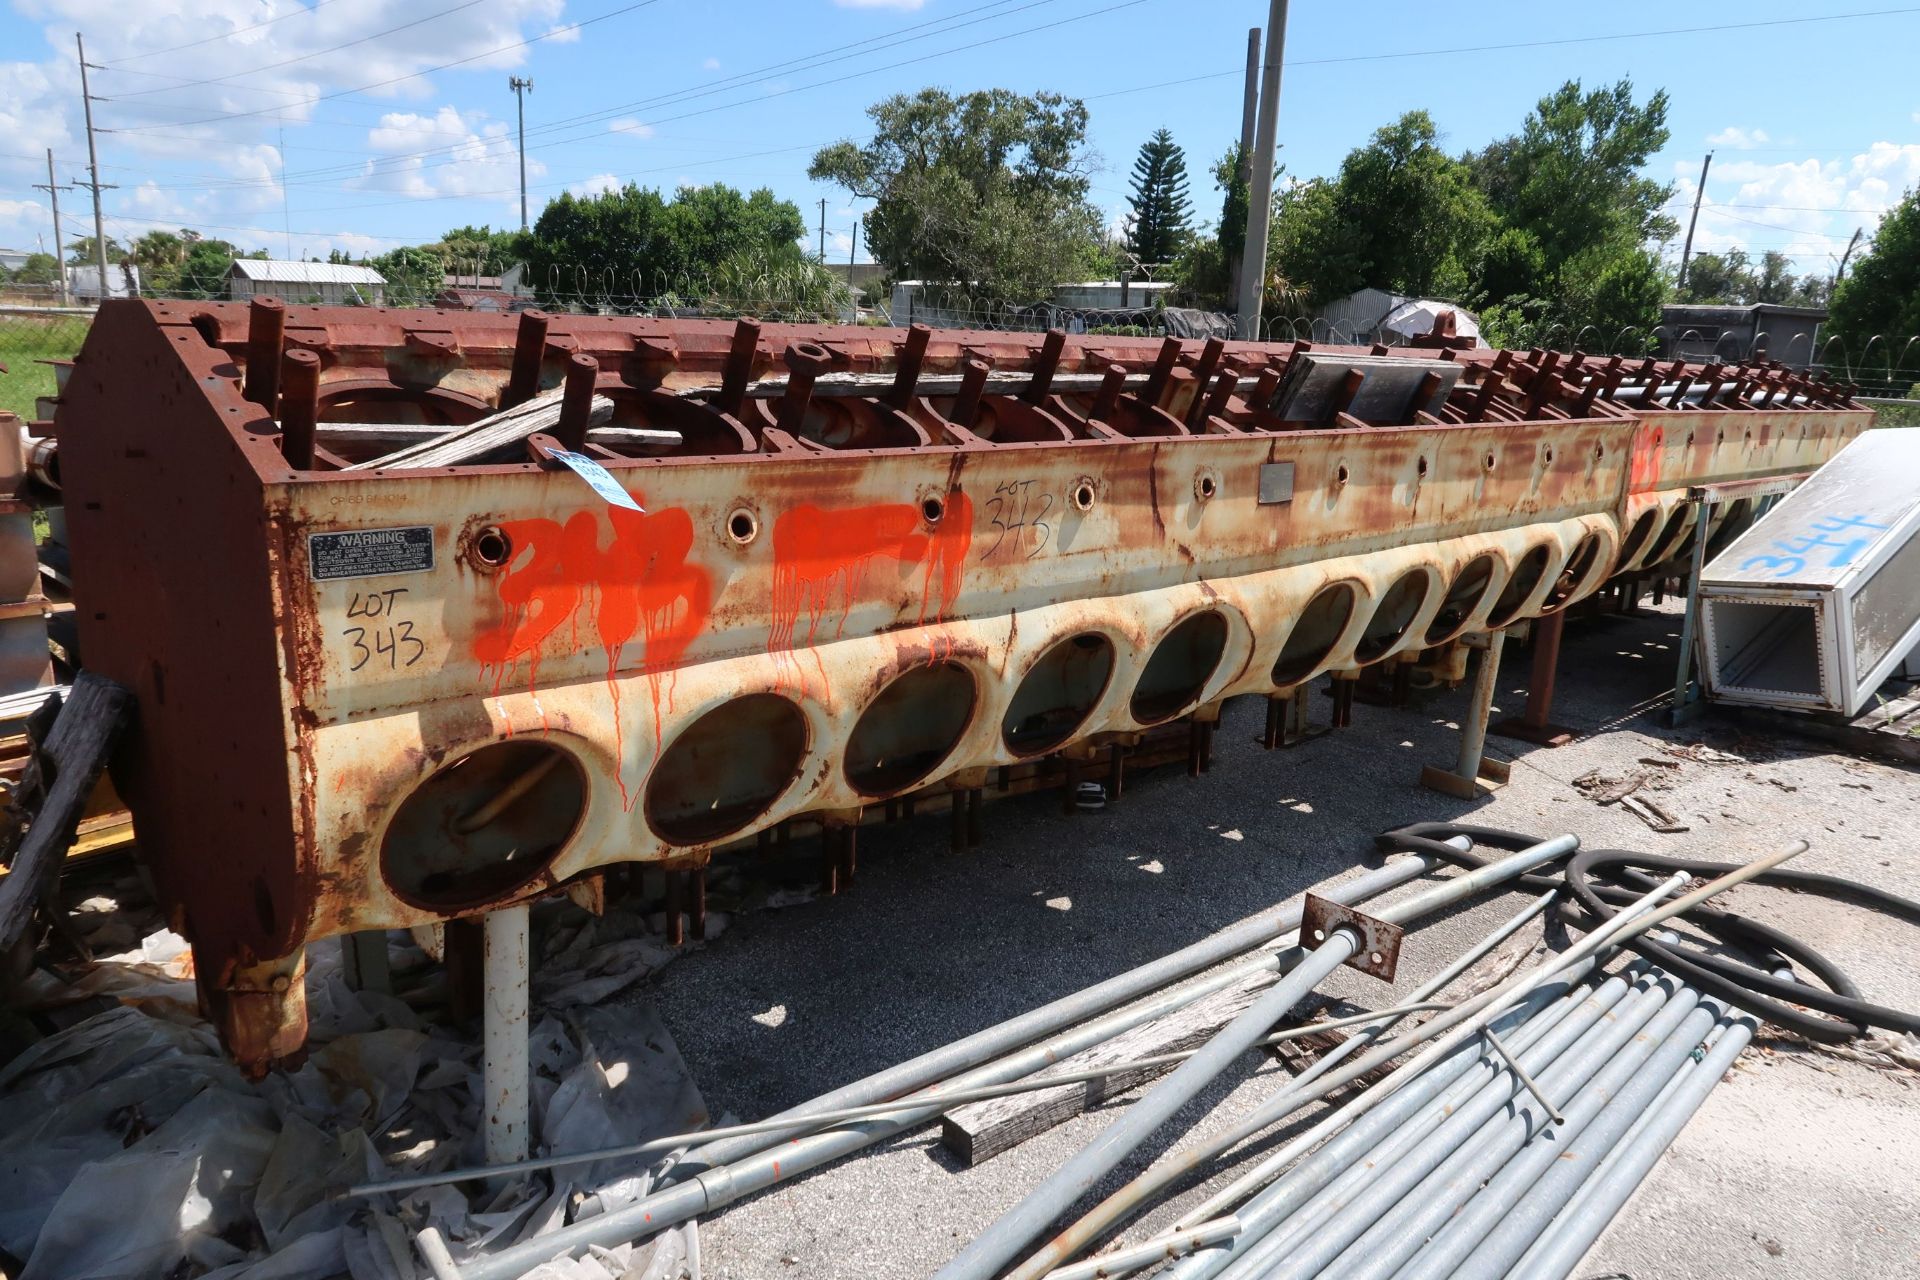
818;198;828;262
1834;226;1863;284
1229;26;1260;305
74;33;116;304
509;77;534;232
847;219;858;286
1236;0;1287;340
1676;151;1713;295
32;149;73;306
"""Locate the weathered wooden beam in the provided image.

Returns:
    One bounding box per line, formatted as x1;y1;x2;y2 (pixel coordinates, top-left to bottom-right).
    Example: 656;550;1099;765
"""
344;384;617;470
0;672;135;961
939;967;1273;1167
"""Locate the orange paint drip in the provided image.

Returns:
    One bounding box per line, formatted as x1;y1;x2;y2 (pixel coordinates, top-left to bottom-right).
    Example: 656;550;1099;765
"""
473;505;712;809
768;493;973;693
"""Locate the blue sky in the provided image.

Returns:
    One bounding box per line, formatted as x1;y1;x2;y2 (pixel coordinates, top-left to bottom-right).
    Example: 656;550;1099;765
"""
3;0;1917;284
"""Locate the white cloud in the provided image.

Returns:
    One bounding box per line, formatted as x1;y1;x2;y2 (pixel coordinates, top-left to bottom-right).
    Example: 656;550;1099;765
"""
1666;141;1920;270
569;173;621;198
0;0;569;247
1707;126;1771;149
354;106;542;203
702;57;721;70
609;118;656;139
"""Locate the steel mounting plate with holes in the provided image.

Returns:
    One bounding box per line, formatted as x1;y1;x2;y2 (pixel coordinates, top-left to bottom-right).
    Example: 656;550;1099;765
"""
1301;892;1404;982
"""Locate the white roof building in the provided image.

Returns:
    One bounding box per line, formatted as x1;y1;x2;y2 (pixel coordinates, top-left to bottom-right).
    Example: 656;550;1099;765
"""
227;259;386;304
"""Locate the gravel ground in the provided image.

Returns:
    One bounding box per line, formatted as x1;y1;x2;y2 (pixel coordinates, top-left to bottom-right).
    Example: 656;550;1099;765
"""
627;603;1920;1280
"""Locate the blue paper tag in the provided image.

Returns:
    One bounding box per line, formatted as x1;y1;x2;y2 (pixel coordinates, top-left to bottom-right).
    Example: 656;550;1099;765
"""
551;449;644;512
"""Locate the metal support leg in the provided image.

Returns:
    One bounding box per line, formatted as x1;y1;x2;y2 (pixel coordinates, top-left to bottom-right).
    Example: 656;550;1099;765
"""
340;930;391;995
483;903;531;1170
1421;629;1512;799
1665;496;1717;728
1491;608;1575;746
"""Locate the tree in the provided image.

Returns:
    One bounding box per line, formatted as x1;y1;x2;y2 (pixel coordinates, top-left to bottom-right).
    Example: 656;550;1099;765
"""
1270;111;1490;306
370;246;446;305
65;235;125;265
13;252;60;287
1125;129;1192;263
810;87;1104;304
1828;187;1920;346
1469;79;1675;274
179;240;241;298
1466;79;1675;337
433;225;529;281
520;182;810;304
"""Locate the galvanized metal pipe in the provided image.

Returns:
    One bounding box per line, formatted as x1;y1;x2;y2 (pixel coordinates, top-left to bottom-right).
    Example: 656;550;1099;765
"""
671;853;1445;1180
1165;876;1705;1280
1068;877;1683;1278
1498;1008;1759;1280
351;1001;1450;1200
1041;1217;1243;1280
482;903;531;1169
939;923;1367;1280
1166;968;1639;1280
1232;975;1692;1280
1423;1002;1736;1280
963;837;1580;1280
423;857;1443;1280
1172;890;1560;1232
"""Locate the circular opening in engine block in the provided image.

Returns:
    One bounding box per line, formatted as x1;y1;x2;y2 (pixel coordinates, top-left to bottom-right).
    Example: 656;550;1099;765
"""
1130;611;1229;724
646;694;809;845
1003;633;1116;756
845;662;978;796
1272;582;1357;686
380;740;586;910
1354;570;1434;664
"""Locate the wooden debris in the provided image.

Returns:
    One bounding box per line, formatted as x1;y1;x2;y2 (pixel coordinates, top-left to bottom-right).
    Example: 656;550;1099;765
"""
344;385;617;470
940;968;1272;1166
1619;792;1689;833
1571;768;1647;805
317;422;680;451
0;673;136;965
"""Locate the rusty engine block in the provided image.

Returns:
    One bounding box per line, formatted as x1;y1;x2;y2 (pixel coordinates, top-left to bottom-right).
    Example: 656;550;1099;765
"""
57;300;1869;1071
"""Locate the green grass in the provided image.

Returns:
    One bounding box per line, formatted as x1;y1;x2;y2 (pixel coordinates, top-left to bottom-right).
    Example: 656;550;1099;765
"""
0;314;91;420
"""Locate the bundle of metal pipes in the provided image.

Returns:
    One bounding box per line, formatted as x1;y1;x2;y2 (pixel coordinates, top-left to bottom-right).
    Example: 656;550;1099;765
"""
392;825;1906;1280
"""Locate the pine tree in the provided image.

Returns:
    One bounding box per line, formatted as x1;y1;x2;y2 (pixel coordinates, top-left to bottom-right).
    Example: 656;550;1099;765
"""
1126;129;1193;264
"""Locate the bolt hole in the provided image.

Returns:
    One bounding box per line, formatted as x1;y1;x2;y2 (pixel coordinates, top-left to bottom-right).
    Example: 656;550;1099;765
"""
1543;445;1554;464
1073;482;1096;512
1593;443;1605;461
1335;464;1349;487
475;527;512;567
1416;456;1428;477
726;508;758;544
922;495;945;524
1483;451;1496;471
1197;473;1217;500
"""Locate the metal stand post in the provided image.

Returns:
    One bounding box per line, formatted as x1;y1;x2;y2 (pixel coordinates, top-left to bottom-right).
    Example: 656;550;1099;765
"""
1491;609;1575;746
1421;629;1511;799
483;903;531;1169
1664;492;1718;728
340;931;391;995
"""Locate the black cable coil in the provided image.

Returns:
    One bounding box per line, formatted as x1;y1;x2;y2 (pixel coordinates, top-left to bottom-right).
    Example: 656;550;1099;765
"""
1376;821;1920;1044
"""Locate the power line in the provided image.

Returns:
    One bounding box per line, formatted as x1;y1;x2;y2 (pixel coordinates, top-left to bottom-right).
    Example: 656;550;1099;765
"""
103;1;339;65
104;0;491;100
109;0;665;132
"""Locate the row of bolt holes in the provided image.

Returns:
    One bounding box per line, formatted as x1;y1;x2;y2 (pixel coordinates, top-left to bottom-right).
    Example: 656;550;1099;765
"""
1308;925;1387;968
473;479;1105;568
472;445;1601;565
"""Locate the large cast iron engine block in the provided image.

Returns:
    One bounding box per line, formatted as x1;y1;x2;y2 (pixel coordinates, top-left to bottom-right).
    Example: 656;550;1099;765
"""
58;300;1868;1070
